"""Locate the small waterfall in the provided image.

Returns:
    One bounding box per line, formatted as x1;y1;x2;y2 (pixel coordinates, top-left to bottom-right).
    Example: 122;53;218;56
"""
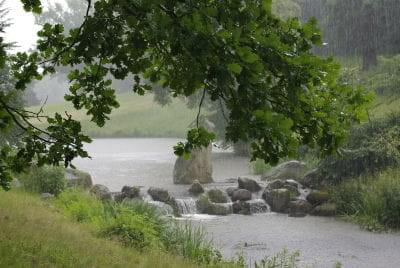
175;198;197;215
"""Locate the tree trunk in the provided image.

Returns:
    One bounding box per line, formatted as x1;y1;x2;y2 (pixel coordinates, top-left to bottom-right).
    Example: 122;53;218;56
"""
362;48;378;71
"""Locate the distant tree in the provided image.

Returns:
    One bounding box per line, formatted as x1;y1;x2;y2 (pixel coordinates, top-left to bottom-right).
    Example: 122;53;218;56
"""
298;0;400;70
0;0;372;189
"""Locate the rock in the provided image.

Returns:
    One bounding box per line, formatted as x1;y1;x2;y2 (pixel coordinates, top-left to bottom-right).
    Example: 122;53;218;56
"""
113;192;124;203
196;195;232;215
238;177;261;192
284;184;300;197
121;186;140;199
231;189;252;202
288;200;312;217
226;187;238;197
90;184;112;201
65;168;93;189
262;160;306;181
233;199;269;215
188;180;204;195
264;189;290;213
303;168;321;188
147;187;172;203
267;179;285;189
147;201;174;216
285;179;299;188
147;187;180;216
311;203;337;217
173;145;213;184
306;190;330;206
207;189;229;203
41;193;54;200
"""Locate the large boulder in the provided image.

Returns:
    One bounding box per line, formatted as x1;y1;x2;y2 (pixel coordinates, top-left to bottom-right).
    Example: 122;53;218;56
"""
262;160;306;181
263;188;290;213
196;195;232;215
238;177;261;192
231;189;252;202
65;168;93;189
288;200;312;217
90;184;112;201
267;179;285;190
207;189;229;203
306;190;330;206
173;145;213;184
233;199;269;215
188;180;204;195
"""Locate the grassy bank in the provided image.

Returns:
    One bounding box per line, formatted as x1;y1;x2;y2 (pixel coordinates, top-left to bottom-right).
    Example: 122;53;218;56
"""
0;190;197;267
31;93;197;138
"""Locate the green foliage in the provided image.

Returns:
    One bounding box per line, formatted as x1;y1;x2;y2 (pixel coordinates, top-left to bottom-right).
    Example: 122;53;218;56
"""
18;165;66;195
0;191;200;267
0;0;370;190
251;159;273;175
254;248;300;268
163;223;222;265
332;169;400;231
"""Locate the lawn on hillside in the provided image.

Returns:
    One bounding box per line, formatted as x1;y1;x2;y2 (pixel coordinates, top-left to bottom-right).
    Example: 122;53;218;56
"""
31;93;198;138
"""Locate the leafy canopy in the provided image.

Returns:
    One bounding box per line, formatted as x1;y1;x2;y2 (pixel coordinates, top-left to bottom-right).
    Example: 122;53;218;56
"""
0;0;371;189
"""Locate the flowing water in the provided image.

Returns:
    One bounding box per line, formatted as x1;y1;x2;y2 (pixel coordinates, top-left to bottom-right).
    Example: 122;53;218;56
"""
74;138;400;268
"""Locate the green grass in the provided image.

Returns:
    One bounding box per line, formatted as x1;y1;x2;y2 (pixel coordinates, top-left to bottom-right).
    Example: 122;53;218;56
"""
332;168;400;232
31;93;197;138
369;95;400;119
0;190;197;268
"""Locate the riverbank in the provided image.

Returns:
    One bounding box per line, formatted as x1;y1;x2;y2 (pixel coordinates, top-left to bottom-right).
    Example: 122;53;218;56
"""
0;191;198;267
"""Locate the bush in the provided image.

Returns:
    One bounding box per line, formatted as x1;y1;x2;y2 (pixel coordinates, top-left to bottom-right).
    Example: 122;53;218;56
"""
162;222;222;265
55;189;108;225
101;207;161;249
332;169;400;231
254;248;300;268
19;165;66;195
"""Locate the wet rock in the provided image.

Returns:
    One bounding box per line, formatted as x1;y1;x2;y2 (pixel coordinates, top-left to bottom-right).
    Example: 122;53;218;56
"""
284;184;300;197
262;160;306;181
285;179;300;188
311;203;337;217
65;168;93;189
306;190;330;206
288;200;312;217
148;187;172;203
90;184;112;201
147;187;180;216
231;189;252;202
207;189;229;203
233;199;269;215
196;195;232;215
303;168;321;188
264;188;290;213
41;193;54;200
188;180;204;195
121;186;140;199
173;145;213;184
238;177;261;192
267;179;285;190
226;187;238;197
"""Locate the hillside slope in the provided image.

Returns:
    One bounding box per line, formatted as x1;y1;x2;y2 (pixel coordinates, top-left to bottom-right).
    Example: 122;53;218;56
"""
0;191;197;268
32;93;197;138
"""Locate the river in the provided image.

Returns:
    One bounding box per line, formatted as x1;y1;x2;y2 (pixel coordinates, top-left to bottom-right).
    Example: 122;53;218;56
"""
74;138;400;268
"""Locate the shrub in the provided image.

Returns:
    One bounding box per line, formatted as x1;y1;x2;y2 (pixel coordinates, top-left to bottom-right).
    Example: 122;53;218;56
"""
19;165;66;195
254;248;300;268
162;222;222;265
55;189;108;225
101;207;161;249
332;169;400;231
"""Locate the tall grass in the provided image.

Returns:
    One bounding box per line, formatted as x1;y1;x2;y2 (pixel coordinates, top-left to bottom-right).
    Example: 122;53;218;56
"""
332;168;400;231
18;165;66;195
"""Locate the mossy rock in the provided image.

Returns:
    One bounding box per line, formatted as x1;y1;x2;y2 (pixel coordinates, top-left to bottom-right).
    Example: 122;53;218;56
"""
65;169;93;189
311;203;337;217
306;190;330;206
207;189;229;203
196;195;232;215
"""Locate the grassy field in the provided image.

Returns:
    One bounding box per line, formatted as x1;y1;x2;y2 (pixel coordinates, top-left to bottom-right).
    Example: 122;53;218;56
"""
0;190;201;268
31;93;197;138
